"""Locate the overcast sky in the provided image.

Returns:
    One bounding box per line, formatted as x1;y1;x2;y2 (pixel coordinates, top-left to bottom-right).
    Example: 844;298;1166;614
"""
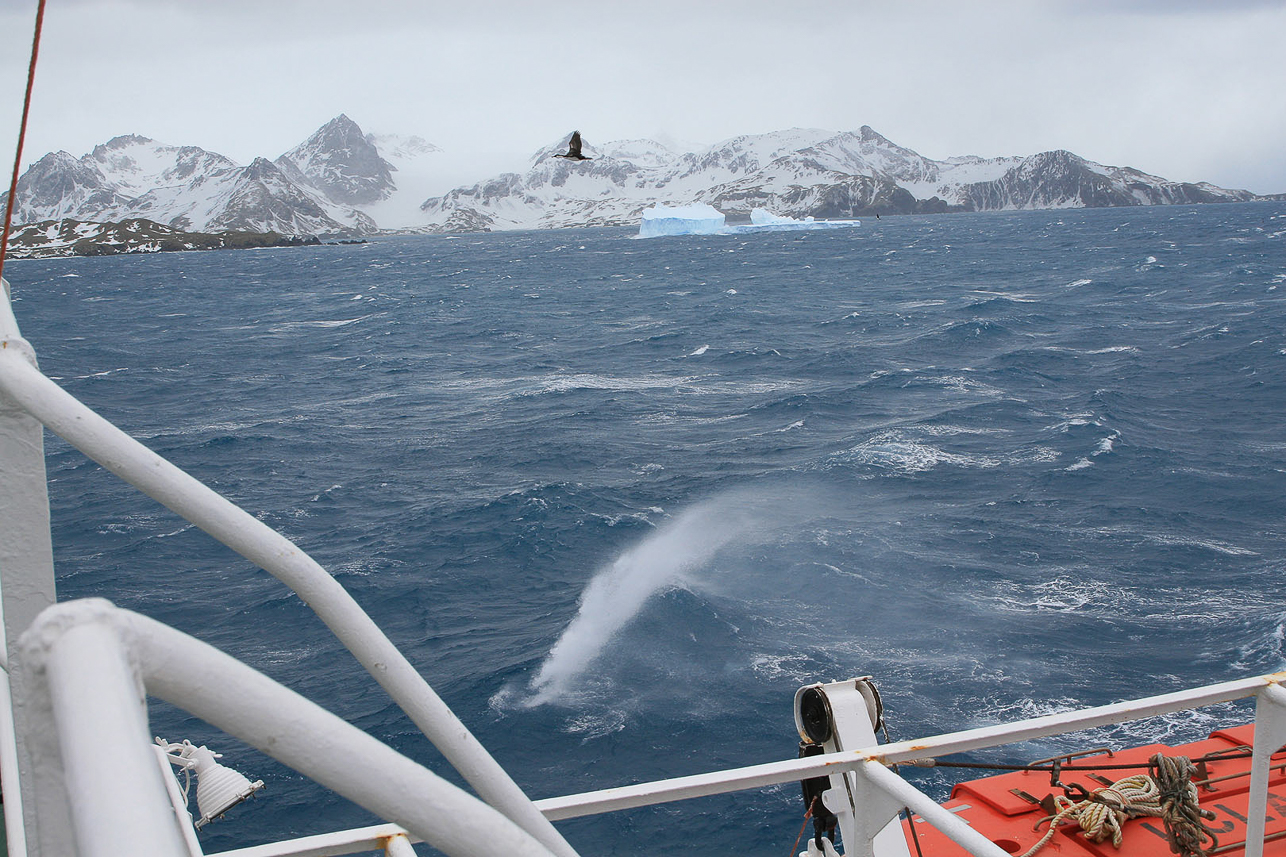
1;0;1283;195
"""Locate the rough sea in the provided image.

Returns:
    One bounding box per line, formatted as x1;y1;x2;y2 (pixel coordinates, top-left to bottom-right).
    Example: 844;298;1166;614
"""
8;201;1286;856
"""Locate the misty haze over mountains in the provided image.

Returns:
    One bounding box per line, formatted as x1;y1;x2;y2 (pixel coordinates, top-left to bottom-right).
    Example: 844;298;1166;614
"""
2;115;1274;240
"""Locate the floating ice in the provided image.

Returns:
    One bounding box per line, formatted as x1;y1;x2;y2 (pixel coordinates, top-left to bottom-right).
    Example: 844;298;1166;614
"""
751;209;802;226
736;208;861;233
636;205;860;238
638;204;726;238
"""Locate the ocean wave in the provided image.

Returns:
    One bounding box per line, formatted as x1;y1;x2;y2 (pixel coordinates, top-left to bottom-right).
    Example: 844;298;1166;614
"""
1230;613;1286;671
1085;345;1139;354
984;574;1113;613
823;429;1059;475
512;372;702;395
968;289;1042;304
826;437;1002;473
267;316;372;331
1140;533;1258;557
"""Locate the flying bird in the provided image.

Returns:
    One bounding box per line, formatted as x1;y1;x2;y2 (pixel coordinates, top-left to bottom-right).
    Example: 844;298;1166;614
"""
555;130;592;161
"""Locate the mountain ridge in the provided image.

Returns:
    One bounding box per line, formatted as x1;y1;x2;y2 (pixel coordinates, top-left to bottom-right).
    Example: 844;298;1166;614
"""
2;119;1275;237
414;126;1268;233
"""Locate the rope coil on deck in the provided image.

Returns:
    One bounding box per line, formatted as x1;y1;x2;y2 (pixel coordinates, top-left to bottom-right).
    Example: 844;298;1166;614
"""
1019;753;1216;857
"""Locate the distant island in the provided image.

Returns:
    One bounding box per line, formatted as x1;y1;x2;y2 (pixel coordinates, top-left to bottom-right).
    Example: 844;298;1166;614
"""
2;116;1281;240
4;218;321;259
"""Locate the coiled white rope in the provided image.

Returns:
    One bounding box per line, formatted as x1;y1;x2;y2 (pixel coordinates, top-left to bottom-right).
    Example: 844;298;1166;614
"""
1019;773;1161;857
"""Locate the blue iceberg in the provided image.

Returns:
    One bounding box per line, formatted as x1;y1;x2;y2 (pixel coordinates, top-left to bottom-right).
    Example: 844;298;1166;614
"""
636;205;859;238
638;204;726;238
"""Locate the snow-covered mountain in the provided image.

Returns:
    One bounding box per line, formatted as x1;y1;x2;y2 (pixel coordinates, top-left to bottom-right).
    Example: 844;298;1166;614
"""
416;126;1263;232
3;133;375;237
1;117;446;238
275;114;395;206
3;122;1266;238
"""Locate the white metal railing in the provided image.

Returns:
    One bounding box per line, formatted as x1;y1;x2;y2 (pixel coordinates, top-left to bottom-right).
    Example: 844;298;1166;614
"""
4;274;1286;857
202;672;1286;857
22;592;1286;857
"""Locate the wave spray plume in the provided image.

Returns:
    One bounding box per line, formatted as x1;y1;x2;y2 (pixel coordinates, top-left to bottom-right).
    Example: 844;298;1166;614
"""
527;492;772;704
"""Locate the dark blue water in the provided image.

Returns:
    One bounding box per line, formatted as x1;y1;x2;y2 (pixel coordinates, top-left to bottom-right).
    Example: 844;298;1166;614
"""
8;202;1286;855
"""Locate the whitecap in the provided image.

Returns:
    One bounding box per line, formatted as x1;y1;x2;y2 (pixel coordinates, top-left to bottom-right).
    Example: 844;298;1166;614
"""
917;424;1008;437
970;289;1040;303
1142;533;1257;557
925;374;1006;397
749;653;823;684
270;316;368;331
309;484;343;502
75;367;130;380
1231;613;1286;671
564;709;630;741
688;344;709;356
830;438;1001;473
514;373;701;396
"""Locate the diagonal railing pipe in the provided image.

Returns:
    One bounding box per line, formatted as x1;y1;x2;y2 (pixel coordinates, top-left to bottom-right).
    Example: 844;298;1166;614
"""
0;341;579;857
21;599;559;857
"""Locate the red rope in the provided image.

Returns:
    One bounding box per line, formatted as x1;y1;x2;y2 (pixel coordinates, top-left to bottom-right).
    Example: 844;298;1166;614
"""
0;0;48;283
788;796;818;857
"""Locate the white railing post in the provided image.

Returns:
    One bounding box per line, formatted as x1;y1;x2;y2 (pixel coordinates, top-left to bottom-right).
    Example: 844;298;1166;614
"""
0;278;55;642
33;610;194;856
1246;681;1286;857
1;277;57;857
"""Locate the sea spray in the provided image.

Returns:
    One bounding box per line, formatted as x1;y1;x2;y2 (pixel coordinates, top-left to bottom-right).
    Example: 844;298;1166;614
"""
525;492;776;704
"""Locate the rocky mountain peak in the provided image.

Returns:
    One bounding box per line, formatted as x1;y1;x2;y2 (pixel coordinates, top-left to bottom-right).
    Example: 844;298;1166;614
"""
276;114;395;206
92;134;156;155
